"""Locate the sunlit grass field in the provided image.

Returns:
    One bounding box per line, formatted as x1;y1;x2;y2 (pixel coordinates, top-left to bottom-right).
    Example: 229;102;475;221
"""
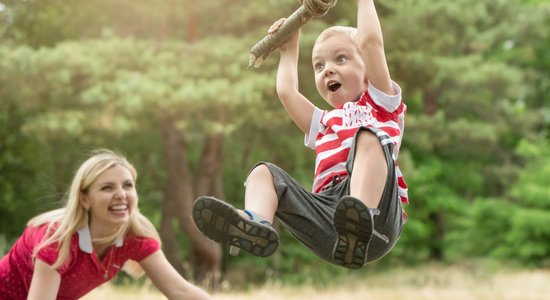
84;263;550;300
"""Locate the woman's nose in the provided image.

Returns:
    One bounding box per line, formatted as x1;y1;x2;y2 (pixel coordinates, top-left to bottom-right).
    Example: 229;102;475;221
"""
114;188;126;200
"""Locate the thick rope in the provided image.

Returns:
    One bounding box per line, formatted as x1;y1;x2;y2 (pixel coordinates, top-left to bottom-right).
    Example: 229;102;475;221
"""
248;0;338;68
299;0;338;17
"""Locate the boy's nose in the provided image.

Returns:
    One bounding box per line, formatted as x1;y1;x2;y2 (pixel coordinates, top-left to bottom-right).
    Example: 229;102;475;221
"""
324;68;335;76
322;61;335;75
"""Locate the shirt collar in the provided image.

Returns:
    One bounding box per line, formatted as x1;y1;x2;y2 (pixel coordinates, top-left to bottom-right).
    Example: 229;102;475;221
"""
77;225;124;254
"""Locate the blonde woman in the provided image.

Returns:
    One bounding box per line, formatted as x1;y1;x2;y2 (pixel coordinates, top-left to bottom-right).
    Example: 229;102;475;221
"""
0;149;213;300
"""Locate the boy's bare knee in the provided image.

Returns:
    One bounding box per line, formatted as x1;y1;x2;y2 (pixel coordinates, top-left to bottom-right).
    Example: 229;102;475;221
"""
247;164;272;182
356;130;381;151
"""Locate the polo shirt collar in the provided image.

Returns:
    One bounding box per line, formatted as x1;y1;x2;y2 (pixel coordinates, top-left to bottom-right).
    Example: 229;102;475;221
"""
77;225;124;254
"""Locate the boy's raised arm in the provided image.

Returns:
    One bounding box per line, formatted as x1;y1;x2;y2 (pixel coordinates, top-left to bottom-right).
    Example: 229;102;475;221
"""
273;19;316;134
357;0;394;95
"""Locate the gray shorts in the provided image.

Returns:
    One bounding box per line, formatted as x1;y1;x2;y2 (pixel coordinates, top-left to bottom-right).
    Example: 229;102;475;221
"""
250;127;404;264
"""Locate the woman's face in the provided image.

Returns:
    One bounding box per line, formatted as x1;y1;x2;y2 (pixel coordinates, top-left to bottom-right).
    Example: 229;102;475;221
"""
81;165;137;235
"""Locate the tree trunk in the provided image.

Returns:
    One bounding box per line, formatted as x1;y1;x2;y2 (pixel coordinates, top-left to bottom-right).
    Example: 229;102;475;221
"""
186;0;200;43
424;84;439;116
159;112;223;288
428;211;445;260
156;0;224;290
159;115;188;276
189;132;226;289
184;1;224;289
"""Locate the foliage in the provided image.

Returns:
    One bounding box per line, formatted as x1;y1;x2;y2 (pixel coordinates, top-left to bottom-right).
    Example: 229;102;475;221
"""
448;140;550;266
447;199;516;259
0;0;549;284
499;140;550;265
379;0;548;261
0;101;56;245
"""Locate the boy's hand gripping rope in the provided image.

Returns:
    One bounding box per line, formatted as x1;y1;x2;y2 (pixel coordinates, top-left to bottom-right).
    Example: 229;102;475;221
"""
248;0;337;68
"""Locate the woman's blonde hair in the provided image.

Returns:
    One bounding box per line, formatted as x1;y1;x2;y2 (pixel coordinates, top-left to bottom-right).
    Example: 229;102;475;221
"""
29;149;160;278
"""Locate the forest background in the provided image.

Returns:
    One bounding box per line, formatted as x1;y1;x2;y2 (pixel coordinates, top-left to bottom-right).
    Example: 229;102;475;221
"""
1;0;549;293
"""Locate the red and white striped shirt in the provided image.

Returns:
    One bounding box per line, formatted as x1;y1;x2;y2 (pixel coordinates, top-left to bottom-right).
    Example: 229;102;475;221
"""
305;81;408;204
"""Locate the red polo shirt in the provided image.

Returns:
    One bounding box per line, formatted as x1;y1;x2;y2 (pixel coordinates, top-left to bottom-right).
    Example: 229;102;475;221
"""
0;223;160;300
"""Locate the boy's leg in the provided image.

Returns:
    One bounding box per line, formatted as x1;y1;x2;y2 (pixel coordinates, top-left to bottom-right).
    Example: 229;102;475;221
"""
192;196;279;257
244;164;279;223
258;162;342;263
193;164;285;257
193;165;281;257
333;127;400;268
349;130;387;209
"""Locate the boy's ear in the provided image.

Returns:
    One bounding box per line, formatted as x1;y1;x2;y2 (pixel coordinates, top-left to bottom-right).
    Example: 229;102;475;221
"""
80;192;90;210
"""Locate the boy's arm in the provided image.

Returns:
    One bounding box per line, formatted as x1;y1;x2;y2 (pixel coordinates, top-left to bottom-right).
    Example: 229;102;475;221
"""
273;19;315;134
357;0;395;95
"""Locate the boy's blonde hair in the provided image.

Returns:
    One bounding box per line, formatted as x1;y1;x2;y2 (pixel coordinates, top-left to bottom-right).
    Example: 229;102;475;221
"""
314;25;359;48
29;149;160;278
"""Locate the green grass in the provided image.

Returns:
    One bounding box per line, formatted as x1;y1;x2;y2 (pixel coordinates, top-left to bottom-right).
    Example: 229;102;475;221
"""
84;262;550;300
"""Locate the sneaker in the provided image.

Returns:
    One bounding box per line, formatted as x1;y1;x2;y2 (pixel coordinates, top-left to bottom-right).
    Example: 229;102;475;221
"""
332;196;374;269
192;196;279;257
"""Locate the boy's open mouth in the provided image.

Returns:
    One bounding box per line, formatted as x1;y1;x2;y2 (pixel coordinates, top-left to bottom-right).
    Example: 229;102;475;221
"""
327;81;341;92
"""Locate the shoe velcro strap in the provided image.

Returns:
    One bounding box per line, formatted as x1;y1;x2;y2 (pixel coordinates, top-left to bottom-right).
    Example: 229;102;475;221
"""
243;209;273;227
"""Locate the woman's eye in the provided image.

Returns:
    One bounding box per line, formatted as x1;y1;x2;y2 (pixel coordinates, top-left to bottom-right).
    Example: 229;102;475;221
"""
101;186;112;191
124;183;134;189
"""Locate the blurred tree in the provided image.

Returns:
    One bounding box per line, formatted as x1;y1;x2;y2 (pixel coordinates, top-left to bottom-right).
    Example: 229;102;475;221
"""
1;0;550;286
0;102;52;243
449;140;550;267
500;140;550;265
1;0;306;287
0;35;283;286
377;0;546;260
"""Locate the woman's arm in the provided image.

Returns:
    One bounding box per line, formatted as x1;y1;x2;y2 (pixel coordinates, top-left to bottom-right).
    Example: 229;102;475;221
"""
140;250;213;300
27;259;61;300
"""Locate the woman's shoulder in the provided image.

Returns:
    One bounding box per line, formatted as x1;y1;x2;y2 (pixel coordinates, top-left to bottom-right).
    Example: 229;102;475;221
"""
120;234;160;261
22;222;59;241
123;234;160;249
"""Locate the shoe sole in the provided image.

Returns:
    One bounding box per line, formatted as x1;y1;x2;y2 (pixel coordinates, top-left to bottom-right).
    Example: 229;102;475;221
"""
332;196;373;269
192;196;279;257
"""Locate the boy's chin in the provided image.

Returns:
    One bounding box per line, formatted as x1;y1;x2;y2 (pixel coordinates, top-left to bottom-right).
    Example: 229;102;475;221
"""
326;99;345;108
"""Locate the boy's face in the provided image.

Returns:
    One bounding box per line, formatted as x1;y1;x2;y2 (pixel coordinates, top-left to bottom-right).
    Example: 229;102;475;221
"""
312;34;367;108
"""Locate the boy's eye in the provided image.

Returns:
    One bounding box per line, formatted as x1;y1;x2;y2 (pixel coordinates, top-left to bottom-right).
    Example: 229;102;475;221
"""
314;63;324;72
336;55;346;63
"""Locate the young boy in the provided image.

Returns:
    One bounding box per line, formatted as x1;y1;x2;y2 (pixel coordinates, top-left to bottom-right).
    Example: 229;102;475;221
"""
193;0;408;269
